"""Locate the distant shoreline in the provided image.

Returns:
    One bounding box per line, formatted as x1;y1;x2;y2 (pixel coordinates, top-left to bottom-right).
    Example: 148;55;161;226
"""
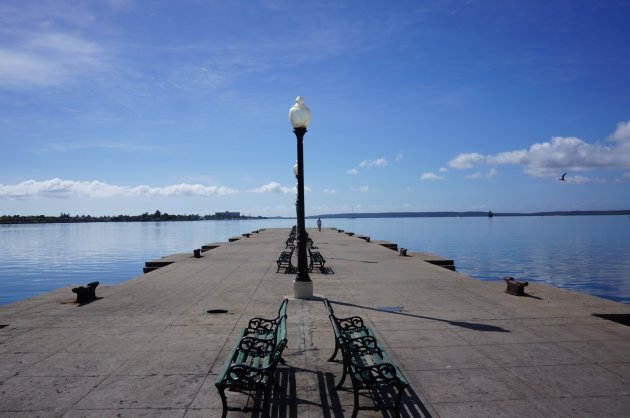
0;212;268;225
310;210;630;219
2;210;628;225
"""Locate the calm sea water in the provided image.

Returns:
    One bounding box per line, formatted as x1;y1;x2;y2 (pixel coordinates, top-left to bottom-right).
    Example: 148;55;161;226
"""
1;216;629;306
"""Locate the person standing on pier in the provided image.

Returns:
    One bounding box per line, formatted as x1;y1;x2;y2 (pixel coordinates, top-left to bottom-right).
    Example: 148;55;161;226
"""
317;218;322;231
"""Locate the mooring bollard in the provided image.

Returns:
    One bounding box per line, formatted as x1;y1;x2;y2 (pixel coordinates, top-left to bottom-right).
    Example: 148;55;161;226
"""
193;249;202;258
72;281;99;304
399;248;407;256
504;276;528;296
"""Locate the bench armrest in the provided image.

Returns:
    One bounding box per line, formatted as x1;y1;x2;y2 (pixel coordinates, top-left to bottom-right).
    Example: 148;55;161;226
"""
247;316;279;333
336;315;366;331
351;361;400;385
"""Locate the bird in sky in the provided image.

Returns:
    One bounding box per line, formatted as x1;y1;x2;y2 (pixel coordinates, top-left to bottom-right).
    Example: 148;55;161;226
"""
558;173;567;181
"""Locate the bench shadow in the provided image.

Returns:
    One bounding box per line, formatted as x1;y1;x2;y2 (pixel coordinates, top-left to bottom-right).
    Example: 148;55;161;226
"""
329;299;509;333
255;366;432;418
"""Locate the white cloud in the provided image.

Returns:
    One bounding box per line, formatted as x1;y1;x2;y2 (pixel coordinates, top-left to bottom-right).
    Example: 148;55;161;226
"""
359;157;388;168
420;172;444;181
395;152;404;162
439;167;449;173
323;188;337;194
488;150;528;165
252;182;295;194
448;153;486;169
0;33;106;89
141;183;237;197
0;178;237;199
609;120;630;142
467;168;498;179
448;120;630;179
514;136;630;176
0;50;62;87
358;185;369;192
567;175;606;184
348;156;390;175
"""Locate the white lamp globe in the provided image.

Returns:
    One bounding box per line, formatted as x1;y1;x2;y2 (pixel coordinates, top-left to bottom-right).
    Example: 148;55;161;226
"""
293;161;298;177
289;96;311;129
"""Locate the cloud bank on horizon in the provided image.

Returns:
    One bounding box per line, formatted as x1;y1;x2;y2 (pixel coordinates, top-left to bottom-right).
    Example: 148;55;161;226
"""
4;119;628;199
0;178;237;199
447;120;630;183
1;0;629;216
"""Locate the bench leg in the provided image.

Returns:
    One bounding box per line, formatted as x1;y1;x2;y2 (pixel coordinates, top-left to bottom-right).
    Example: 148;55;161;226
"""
335;364;348;389
328;341;339;362
216;384;228;418
351;386;360;418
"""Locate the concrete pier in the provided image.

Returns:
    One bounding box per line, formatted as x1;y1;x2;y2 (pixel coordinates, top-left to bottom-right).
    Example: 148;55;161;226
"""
1;228;630;417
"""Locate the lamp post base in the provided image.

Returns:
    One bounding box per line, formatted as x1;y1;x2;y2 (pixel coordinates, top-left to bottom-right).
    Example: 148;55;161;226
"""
293;279;313;299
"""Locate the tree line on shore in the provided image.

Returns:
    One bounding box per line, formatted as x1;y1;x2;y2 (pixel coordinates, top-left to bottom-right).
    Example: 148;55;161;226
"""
0;210;266;224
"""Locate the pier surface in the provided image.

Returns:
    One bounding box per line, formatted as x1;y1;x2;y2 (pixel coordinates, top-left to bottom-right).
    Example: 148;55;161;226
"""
1;228;630;417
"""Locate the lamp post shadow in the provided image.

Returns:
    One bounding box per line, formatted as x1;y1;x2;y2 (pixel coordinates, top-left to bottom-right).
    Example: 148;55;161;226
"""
328;299;510;333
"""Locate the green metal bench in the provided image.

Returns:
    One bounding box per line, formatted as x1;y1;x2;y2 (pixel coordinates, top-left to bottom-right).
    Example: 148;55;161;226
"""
308;247;326;272
323;298;373;362
323;299;409;417
215;300;288;418
276;248;294;273
239;298;288;347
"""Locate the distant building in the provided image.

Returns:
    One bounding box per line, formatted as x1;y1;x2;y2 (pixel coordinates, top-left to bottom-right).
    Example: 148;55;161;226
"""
215;211;240;219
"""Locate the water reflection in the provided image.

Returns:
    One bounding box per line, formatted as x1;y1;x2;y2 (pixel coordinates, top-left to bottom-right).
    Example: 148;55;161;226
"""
327;216;630;305
1;216;629;306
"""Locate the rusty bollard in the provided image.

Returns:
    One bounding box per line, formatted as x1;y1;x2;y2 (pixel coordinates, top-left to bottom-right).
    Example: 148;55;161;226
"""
72;281;99;304
193;249;202;258
399;248;407;256
504;276;528;296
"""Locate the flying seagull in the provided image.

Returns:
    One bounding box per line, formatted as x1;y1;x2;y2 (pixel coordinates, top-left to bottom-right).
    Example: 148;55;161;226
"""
558;172;567;181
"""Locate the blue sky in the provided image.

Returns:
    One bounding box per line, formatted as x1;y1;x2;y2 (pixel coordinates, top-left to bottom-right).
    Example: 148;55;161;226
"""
1;0;629;217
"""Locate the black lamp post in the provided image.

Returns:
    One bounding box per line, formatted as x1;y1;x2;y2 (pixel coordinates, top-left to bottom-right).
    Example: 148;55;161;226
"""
293;161;299;236
289;96;313;299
